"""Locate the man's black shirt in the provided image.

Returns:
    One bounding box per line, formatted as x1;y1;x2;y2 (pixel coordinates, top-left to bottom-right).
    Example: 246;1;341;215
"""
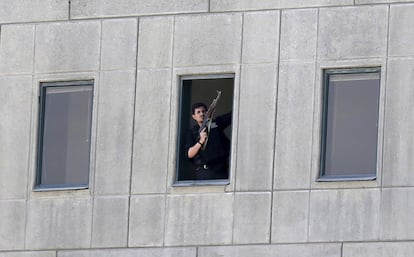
185;112;232;178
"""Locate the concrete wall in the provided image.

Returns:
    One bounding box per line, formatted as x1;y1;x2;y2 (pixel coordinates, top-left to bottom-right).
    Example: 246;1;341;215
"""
1;0;414;256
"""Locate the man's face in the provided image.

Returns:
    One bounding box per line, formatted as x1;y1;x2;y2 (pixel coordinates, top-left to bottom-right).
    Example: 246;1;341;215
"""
192;106;206;124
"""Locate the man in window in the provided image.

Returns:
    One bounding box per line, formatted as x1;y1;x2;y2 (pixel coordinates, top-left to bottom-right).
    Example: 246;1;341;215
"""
185;102;232;180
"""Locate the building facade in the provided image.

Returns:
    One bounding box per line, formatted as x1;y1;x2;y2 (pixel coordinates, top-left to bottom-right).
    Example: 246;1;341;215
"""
1;0;414;256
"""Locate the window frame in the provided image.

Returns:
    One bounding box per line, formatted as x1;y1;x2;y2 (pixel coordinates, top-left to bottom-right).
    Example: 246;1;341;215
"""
174;74;235;186
35;80;94;191
318;67;381;182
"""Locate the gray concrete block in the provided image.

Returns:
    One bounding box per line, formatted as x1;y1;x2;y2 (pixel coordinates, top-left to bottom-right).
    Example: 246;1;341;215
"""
0;252;55;257
318;6;388;59
138;16;173;69
309;189;380;241
357;0;414;3
0;25;34;74
235;64;277;191
131;69;172;194
173;14;242;67
343;242;414;257
70;0;208;19
94;70;135;195
210;0;352;12
128;195;165;247
0;200;26;250
91;196;129;248
165;193;233;246
26;198;92;249
383;58;414;186
0;76;32;200
198;245;269;257
268;244;341;257
389;4;414;57
58;248;196;257
101;18;138;70
0;0;68;23
381;188;414;240
35;21;100;73
272;191;309;243
242;11;280;64
280;9;317;61
274;62;315;189
233;192;271;244
199;244;341;257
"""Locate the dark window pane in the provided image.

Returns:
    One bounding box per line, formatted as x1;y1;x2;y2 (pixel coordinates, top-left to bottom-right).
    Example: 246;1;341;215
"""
322;71;380;178
38;84;93;188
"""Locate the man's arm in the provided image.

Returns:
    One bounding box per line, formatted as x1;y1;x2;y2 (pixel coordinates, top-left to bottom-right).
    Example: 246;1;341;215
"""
215;111;232;130
187;128;207;158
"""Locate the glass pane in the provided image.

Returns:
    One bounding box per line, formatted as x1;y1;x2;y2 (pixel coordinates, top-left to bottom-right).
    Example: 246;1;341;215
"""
323;72;380;177
39;85;93;186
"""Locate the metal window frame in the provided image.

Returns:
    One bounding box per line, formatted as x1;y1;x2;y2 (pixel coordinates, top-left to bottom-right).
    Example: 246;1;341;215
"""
35;80;94;191
318;67;381;182
174;74;235;186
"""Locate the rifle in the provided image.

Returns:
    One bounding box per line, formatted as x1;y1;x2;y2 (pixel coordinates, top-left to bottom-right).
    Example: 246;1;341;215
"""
199;91;221;150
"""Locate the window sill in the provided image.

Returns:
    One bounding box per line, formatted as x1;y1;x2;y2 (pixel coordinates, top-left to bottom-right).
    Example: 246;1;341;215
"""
173;179;230;187
316;175;376;182
33;185;89;192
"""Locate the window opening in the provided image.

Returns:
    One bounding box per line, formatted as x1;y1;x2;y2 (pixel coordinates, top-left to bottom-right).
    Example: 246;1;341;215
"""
319;67;380;181
35;80;94;190
176;75;234;185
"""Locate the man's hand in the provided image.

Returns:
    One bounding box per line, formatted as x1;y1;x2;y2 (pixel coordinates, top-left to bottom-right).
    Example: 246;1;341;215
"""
188;127;208;158
199;127;207;145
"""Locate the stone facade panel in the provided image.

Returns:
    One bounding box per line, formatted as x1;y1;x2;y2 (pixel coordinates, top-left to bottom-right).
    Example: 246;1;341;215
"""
272;191;309;243
242;11;280;64
94;70;135;195
0;0;68;24
0;25;34;75
128;195;165;247
165;193;233;246
343;242;414;257
0;252;56;257
280;9;318;61
70;0;208;19
173;14;242;67
383;58;414;186
26;198;92;249
0;200;26;250
35;21;101;73
233;192;271;243
131;69;172;194
274;62;315;189
199;244;341;257
210;0;353;12
380;188;414;240
137;16;174;69
91;196;129;248
309;189;380;241
101;18;138;70
357;0;414;4
389;4;414;57
58;248;196;257
236;64;277;191
0;76;32;200
318;5;388;59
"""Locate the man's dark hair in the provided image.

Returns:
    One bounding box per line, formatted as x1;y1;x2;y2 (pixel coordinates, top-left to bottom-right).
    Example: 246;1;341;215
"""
191;102;207;114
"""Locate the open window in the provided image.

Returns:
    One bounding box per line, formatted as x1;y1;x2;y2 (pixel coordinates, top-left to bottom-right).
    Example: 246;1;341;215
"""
318;67;381;181
176;74;234;185
35;80;94;190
